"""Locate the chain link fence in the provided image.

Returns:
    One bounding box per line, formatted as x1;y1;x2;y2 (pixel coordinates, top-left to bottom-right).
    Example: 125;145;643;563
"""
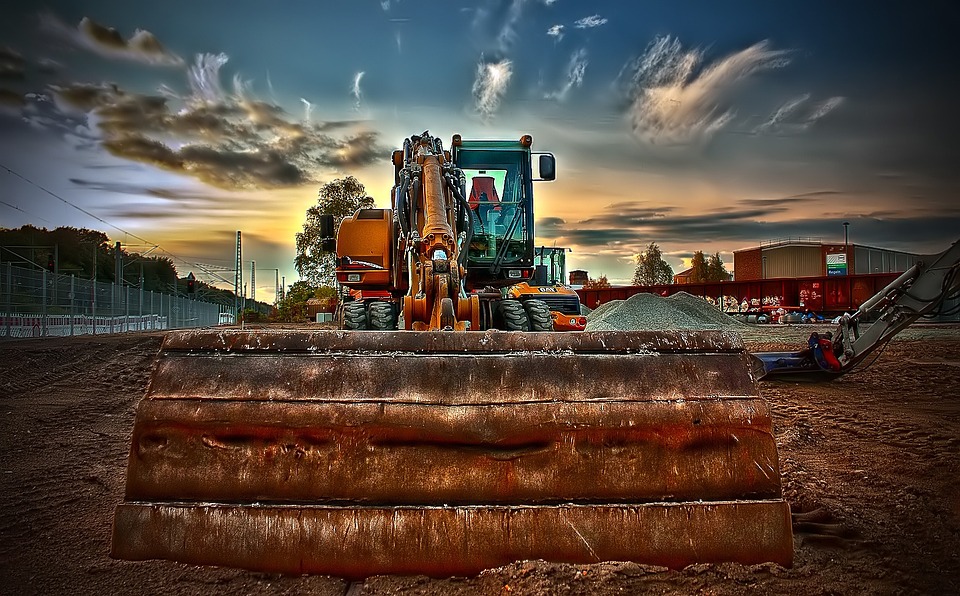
1;263;225;339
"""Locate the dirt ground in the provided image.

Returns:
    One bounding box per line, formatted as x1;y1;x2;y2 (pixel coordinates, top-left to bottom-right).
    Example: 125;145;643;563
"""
1;325;958;595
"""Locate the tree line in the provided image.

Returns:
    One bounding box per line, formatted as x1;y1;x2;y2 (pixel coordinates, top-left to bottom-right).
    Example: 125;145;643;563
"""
632;242;731;286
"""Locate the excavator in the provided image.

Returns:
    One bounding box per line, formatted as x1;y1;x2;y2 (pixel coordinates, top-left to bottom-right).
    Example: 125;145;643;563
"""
507;246;587;331
754;238;960;382
111;132;793;577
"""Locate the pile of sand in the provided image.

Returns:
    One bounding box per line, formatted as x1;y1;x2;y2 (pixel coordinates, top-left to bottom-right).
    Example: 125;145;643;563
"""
585;291;745;331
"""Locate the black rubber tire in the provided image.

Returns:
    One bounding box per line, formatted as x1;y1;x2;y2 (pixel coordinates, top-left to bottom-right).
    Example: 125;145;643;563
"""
523;299;555;332
494;299;529;331
342;301;368;330
368;301;397;330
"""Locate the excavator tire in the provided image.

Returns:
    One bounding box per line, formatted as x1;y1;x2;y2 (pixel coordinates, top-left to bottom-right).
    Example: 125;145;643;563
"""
367;301;397;330
341;301;367;330
493;299;529;331
523;299;554;332
112;329;792;578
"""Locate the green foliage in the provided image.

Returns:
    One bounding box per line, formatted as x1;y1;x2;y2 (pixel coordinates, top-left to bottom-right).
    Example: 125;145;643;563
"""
0;225;177;291
583;275;610;289
272;281;337;322
706;252;732;282
295;176;375;287
689;251;707;283
240;308;267;323
633;242;674;285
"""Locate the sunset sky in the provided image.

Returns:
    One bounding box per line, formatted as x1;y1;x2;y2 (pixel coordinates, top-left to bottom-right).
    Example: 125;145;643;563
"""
1;1;958;301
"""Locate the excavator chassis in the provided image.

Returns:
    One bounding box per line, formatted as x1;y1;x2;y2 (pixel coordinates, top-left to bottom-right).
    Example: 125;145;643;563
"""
112;329;792;577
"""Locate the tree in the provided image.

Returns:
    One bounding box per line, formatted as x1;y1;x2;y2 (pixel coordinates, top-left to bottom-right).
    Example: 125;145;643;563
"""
689;251;707;283
583;275;611;289
272;281;337;323
633;242;674;285
295;176;374;286
706;252;732;282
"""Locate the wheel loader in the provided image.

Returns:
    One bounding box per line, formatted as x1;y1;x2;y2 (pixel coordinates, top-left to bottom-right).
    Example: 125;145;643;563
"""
111;132;793;577
506;246;587;331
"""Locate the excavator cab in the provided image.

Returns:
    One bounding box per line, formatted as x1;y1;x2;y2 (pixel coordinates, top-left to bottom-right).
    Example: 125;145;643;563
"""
454;136;541;289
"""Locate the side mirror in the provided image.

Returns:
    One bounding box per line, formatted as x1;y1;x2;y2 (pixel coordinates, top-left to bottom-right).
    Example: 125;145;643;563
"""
537;154;556;181
320;238;336;253
319;214;335;239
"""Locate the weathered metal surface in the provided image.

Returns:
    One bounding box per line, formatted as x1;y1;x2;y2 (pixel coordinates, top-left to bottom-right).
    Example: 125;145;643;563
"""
126;398;780;503
147;352;755;404
112;328;793;576
159;329;747;354
113;501;793;577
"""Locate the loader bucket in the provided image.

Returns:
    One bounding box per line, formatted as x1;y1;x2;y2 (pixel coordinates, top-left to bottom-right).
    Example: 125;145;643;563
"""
111;329;792;577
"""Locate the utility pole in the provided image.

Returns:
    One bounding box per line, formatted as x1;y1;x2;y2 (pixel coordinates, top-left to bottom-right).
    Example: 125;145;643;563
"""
234;231;242;316
251;260;256;304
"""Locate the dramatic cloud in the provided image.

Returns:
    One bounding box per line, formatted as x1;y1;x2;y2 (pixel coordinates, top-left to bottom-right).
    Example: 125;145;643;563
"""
0;47;26;80
546;24;564;41
472;57;513;120
39;53;386;189
753;94;844;134
574;15;608;29
40;13;183;67
537;200;960;259
351;71;365;110
545;48;587;101
0;88;25;116
621;35;792;146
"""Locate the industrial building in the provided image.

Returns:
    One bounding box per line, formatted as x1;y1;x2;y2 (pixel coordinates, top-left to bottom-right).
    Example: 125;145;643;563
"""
733;238;922;281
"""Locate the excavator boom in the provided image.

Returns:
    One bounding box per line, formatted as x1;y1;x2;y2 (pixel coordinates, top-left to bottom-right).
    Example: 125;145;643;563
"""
755;238;960;381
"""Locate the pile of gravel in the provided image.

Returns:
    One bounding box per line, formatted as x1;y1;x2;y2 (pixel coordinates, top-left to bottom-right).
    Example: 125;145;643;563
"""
585;291;745;331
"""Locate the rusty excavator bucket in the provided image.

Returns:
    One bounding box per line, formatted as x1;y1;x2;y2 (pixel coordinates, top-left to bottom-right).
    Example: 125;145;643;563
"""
111;329;792;577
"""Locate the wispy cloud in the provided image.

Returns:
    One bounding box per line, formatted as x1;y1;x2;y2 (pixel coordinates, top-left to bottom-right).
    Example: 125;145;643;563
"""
351;71;365;110
753;94;844;134
546;24;564;41
37;53;385;190
300;98;313;122
545;48;587;101
574;15;608;29
496;0;526;54
621;35;792;146
472;57;513;120
39;13;183;67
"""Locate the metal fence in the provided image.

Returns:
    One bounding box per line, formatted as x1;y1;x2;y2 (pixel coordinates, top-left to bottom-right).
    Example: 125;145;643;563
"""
1;263;224;339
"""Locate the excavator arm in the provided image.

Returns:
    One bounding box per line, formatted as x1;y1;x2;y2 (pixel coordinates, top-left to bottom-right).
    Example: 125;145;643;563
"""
755;239;960;381
394;132;479;330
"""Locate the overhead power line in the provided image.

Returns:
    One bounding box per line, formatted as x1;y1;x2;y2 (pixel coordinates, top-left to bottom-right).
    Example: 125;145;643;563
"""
0;161;270;289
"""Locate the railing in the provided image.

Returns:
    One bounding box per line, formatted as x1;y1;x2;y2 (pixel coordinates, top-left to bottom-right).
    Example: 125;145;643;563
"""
1;263;225;339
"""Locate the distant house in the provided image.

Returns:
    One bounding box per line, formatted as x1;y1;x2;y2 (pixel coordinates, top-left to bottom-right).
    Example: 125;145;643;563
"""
673;267;693;285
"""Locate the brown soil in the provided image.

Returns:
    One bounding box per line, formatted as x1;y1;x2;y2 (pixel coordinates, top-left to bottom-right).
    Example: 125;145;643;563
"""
1;327;958;595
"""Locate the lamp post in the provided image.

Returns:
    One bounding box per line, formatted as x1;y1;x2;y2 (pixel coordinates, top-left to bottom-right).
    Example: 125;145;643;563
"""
843;221;850;276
